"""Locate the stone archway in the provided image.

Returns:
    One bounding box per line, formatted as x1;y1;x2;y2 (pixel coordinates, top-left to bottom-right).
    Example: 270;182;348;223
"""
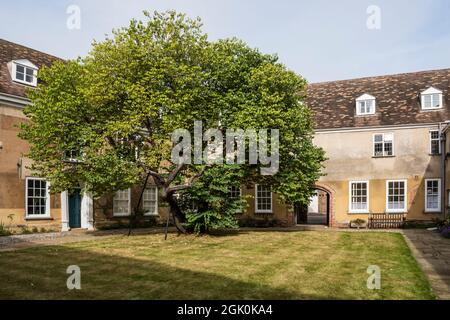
313;183;336;227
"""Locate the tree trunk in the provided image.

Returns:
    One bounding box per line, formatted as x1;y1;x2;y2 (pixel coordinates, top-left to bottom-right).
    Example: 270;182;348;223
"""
166;193;188;234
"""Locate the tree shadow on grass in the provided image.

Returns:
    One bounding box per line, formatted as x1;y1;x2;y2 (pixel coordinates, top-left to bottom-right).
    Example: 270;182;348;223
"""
0;245;333;300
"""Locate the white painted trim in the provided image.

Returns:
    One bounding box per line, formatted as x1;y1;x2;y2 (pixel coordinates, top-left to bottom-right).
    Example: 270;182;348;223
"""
429;129;441;154
348;181;369;214
81;191;94;229
113;189;131;217
25;177;51;219
421;87;443;110
386;180;408;213
372;132;395;157
255;184;273;214
11;60;38;87
425;179;441;213
355;94;376;116
0;93;31;108
61;191;69;231
143;186;159;216
315;123;440;134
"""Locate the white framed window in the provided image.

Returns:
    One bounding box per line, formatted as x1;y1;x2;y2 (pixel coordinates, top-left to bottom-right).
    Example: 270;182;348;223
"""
356;94;376;116
113;189;131;216
25;177;51;218
386;180;407;213
421;87;443;110
429;130;441;155
11;60;38;86
373;133;394;157
425;179;441;213
255;185;272;213
142;186;158;216
349;181;369;213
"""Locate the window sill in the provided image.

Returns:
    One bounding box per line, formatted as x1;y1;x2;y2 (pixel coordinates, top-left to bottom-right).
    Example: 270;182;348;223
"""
144;213;159;217
348;211;370;215
255;211;273;215
420;108;443;112
112;214;131;218
372;155;395;159
25;216;53;221
385;211;407;214
424;211;442;214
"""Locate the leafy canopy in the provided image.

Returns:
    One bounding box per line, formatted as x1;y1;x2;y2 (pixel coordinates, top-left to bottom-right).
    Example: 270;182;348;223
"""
20;10;325;214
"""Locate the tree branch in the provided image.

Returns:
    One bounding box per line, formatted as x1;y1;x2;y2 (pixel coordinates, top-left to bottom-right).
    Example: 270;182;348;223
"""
167;165;210;194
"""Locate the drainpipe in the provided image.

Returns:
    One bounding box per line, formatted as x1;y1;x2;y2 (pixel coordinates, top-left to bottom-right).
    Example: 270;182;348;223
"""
440;122;450;219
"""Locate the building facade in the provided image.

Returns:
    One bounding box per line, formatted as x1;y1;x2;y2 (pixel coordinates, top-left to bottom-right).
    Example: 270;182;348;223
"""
0;39;449;231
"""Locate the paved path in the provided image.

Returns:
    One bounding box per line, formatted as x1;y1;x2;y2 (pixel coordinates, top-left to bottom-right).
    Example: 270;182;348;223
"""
0;228;175;252
402;229;450;300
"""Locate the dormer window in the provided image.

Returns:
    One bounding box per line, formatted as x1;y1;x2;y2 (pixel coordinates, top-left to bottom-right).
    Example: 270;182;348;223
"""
356;94;376;116
10;59;38;86
421;87;443;110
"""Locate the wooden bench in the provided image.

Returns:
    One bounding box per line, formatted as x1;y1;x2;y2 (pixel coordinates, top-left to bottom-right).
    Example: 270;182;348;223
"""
368;213;406;229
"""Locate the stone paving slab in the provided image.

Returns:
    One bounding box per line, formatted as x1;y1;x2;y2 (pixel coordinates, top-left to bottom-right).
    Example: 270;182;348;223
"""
402;229;450;300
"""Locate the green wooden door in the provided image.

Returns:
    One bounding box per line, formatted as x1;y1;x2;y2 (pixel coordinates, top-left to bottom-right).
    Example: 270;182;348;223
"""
69;189;82;229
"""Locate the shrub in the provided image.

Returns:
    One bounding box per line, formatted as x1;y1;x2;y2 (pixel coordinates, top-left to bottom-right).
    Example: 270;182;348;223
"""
238;216;283;228
0;222;13;237
350;219;367;229
19;226;32;235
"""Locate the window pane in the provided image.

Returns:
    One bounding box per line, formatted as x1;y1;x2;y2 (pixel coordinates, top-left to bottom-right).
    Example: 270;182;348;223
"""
387;181;405;211
26;179;47;216
351;182;368;211
256;185;272;212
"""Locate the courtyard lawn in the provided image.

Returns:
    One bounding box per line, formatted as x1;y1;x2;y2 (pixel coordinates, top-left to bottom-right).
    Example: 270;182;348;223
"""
0;230;435;300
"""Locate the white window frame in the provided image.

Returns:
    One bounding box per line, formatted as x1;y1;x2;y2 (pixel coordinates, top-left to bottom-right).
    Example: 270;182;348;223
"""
255;184;272;214
373;133;394;157
429;130;441;155
356;94;376;116
425;179;441;213
386;180;408;213
113;189;131;217
349;181;369;214
12;60;38;86
25;177;51;219
142;186;158;216
421;87;443;110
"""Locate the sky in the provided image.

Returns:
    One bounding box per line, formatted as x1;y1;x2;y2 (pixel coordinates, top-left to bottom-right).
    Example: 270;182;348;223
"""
1;0;450;83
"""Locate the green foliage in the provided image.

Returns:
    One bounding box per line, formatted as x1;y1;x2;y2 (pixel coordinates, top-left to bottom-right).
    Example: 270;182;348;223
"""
0;222;13;237
180;166;247;234
238;216;283;228
19;10;325;233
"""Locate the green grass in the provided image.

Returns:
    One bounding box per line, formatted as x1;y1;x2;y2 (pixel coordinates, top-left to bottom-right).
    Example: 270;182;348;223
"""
0;230;435;300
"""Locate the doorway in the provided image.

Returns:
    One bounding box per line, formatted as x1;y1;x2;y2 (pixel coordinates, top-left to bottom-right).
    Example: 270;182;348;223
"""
295;189;330;226
69;189;82;229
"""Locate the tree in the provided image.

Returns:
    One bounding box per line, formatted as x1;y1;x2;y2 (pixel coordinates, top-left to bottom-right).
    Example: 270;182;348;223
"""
20;10;325;234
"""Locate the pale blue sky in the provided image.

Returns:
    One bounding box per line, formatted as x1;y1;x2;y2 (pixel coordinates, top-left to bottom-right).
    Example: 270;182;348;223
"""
1;0;449;82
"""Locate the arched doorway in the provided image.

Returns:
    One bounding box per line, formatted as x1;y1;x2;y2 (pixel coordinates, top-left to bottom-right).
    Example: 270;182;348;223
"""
294;184;334;227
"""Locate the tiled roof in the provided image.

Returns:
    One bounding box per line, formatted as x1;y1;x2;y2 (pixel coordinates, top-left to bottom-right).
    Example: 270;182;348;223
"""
0;39;61;98
307;68;450;130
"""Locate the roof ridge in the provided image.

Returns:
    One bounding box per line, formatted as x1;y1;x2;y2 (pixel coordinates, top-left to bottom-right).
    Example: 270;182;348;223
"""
309;67;450;86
